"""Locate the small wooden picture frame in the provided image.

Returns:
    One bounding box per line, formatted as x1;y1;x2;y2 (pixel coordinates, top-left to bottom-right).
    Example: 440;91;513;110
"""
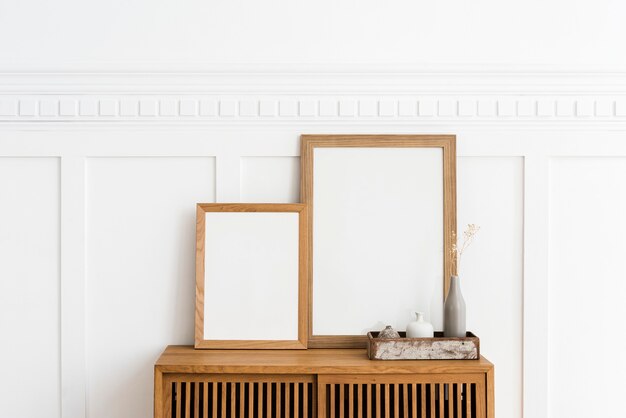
195;203;308;349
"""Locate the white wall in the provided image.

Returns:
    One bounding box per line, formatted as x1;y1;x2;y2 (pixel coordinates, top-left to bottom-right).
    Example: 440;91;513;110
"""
4;123;626;418
2;1;626;418
1;0;626;70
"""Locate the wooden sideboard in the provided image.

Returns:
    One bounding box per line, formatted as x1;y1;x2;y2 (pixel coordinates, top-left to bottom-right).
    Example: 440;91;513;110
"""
154;346;494;418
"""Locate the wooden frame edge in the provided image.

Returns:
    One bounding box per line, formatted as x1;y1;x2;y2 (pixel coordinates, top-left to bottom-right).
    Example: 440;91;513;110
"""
195;204;206;348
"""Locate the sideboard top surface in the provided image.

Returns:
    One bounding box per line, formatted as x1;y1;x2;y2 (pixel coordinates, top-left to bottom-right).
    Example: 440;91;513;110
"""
156;345;493;375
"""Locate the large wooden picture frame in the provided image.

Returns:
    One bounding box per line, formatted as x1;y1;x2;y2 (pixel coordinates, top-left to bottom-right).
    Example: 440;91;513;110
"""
301;135;456;348
195;203;308;349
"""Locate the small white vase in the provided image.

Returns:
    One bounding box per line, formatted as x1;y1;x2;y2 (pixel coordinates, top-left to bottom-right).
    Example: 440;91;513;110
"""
406;312;434;338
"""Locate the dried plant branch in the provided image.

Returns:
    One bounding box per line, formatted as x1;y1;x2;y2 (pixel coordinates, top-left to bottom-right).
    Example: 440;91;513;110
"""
450;224;480;276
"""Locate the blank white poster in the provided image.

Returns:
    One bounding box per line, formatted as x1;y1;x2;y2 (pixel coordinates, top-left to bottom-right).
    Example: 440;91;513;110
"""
203;212;300;340
313;147;444;335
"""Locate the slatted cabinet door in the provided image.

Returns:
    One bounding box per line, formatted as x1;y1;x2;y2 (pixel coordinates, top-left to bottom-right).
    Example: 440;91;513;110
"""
317;374;487;418
160;374;316;418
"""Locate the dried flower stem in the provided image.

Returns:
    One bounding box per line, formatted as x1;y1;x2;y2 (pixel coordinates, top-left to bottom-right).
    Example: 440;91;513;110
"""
451;224;480;276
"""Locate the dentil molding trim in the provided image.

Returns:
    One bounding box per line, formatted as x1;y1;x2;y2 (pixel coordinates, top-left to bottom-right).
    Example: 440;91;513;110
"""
1;71;626;122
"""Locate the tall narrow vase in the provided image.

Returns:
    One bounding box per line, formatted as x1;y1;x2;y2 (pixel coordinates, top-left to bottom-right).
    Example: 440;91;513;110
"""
444;275;466;337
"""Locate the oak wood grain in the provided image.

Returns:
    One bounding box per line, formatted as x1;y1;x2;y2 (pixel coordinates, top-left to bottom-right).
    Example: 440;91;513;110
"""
158;346;493;375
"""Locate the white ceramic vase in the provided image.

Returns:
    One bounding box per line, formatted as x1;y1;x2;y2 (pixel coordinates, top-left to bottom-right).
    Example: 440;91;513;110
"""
406;312;434;338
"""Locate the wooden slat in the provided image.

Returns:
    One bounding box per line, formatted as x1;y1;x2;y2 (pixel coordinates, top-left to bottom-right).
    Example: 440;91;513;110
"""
394;383;399;418
448;384;454;418
239;383;245;418
176;382;182;418
466;384;472;418
330;384;336;418
312;382;317;418
258;383;264;418
303;383;308;418
286;383;291;418
367;384;372;418
267;383;272;418
249;382;254;418
430;384;435;418
403;384;408;418
231;383;237;418
411;384;418;418
277;382;282;418
212;382;218;418
385;384;390;418
421;384;426;418
439;384;444;418
221;383;226;418
203;383;208;418
356;383;360;418
456;384;462;418
294;382;300;418
163;380;173;418
194;382;200;418
315;382;323;418
376;384;381;418
349;384;354;418
339;383;345;418
184;382;191;418
285;383;291;418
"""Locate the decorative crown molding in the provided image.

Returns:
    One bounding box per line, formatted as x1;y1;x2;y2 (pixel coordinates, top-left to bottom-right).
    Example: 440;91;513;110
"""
1;71;626;123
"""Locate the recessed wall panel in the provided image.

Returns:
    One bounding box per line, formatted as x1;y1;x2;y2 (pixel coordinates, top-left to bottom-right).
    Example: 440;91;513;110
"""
457;156;523;418
85;157;215;418
240;156;300;203
549;157;626;418
0;157;60;418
